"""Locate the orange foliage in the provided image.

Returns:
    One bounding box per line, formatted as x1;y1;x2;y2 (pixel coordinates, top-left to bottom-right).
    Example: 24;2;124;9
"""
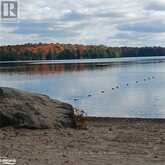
0;43;88;57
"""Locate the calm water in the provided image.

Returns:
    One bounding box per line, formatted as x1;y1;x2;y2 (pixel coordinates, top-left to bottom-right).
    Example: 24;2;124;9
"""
1;56;165;118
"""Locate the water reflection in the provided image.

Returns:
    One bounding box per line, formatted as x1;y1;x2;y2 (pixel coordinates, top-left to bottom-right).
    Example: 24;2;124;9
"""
0;58;165;118
0;63;110;75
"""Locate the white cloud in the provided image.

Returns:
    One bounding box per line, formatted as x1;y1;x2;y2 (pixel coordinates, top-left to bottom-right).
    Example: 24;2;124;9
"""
1;0;165;46
145;0;165;11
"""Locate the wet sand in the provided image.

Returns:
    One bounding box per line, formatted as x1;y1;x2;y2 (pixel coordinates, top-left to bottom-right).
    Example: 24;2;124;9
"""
1;117;165;165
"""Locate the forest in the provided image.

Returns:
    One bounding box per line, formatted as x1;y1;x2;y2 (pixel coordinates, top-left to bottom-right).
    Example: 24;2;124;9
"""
0;43;165;61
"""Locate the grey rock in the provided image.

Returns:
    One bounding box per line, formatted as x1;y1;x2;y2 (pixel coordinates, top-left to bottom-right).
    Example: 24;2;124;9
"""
0;87;76;129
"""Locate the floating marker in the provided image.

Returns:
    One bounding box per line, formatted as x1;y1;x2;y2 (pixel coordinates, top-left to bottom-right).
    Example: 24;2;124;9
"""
74;98;79;101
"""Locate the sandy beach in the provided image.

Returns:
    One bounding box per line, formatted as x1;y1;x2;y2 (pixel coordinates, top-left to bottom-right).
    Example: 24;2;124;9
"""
1;117;165;165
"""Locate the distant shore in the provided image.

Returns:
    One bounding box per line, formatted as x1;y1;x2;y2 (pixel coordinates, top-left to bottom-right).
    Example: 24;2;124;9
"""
1;43;165;61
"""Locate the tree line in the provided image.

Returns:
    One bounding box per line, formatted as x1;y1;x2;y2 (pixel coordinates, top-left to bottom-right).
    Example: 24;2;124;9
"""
0;43;165;61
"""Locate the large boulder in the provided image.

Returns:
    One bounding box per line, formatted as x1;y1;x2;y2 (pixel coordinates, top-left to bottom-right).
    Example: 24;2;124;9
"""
0;87;76;129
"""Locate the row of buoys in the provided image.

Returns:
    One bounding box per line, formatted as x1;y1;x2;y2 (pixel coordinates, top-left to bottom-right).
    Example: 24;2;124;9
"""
144;76;155;81
73;76;155;101
111;76;155;90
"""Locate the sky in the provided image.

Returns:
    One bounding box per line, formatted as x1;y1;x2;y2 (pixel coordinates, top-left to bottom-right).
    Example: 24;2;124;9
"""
0;0;165;46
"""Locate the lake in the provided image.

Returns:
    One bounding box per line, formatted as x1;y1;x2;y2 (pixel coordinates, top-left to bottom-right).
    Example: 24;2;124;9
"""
1;56;165;118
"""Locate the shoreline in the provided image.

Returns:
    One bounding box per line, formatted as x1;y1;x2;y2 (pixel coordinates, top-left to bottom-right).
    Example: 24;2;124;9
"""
0;56;165;64
86;116;165;123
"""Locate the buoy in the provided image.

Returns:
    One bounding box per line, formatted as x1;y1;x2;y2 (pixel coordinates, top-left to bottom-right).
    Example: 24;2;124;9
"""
74;98;79;101
101;90;105;93
88;94;92;97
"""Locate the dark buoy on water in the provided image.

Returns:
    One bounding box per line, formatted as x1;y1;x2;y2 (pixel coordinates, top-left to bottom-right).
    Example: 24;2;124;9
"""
88;94;92;97
136;81;138;83
74;98;79;101
112;88;114;90
101;90;105;93
116;86;119;89
126;83;129;86
144;79;146;81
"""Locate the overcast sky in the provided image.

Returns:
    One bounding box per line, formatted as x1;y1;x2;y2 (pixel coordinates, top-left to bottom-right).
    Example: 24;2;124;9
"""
1;0;165;46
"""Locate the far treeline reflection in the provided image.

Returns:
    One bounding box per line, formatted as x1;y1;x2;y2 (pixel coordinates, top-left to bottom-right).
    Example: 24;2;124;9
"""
0;43;165;61
0;63;110;75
